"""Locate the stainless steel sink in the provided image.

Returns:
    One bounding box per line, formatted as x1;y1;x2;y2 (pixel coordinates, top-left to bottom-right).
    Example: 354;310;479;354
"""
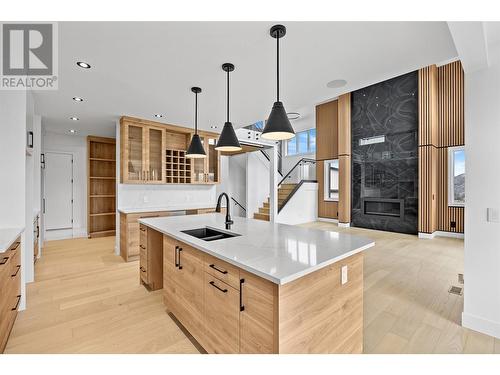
181;227;240;242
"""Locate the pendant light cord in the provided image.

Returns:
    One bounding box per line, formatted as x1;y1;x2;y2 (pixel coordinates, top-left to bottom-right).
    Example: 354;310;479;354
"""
276;32;280;102
227;68;230;123
194;91;198;134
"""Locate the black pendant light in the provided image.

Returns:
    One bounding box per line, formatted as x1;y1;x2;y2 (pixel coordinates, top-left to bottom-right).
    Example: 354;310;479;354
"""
261;24;295;141
186;87;207;158
215;63;242;152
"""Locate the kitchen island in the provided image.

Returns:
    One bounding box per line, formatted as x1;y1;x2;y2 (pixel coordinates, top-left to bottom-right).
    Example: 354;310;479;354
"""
139;213;374;354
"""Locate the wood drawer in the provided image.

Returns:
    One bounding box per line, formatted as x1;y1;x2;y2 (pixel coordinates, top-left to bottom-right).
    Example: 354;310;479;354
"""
204;253;240;290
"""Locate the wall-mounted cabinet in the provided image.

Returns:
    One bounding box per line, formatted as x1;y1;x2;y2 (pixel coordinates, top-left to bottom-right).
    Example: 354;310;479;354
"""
120;117;220;185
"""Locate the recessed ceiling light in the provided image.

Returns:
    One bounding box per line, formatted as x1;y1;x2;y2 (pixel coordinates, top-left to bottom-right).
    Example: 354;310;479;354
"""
76;61;91;69
154;114;163;118
73;96;84;102
287;112;301;120
69;129;77;134
326;79;347;89
210;125;218;129
70;117;79;121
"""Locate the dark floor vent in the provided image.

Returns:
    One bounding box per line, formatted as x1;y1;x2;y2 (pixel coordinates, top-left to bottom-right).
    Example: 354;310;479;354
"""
448;285;463;296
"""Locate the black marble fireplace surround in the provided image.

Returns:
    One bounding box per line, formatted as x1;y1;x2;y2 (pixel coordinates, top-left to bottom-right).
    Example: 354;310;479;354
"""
351;71;418;234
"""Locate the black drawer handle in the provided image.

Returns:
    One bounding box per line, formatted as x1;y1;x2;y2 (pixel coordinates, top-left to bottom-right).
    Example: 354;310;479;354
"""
209;264;228;275
140;266;146;273
12;295;21;311
175;246;179;268
11;242;20;251
140;245;146;250
140;228;146;232
209;281;228;293
12;265;21;277
1;256;8;265
240;278;245;311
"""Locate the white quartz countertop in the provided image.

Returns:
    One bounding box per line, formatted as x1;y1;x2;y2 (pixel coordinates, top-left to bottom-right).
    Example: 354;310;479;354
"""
0;228;24;254
139;214;374;285
118;204;217;214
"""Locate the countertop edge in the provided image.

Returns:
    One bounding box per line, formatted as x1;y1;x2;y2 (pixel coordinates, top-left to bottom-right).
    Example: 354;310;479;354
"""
0;227;24;254
138;219;374;285
118;205;217;214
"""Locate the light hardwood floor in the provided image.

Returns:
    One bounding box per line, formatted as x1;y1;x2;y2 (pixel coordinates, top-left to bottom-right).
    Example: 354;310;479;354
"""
5;224;500;354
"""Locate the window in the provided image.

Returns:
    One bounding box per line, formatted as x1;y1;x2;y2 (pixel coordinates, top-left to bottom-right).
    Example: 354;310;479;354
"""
324;159;339;201
285;128;316;156
448;146;465;206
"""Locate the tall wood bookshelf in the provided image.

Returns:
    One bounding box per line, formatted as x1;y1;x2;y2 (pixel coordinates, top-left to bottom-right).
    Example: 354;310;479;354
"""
87;136;116;238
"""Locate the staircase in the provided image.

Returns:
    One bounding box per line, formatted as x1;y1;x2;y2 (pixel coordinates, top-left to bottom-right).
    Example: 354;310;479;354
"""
253;184;297;221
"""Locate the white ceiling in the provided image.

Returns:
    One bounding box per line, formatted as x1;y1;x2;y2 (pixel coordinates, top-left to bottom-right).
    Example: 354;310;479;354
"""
36;22;458;137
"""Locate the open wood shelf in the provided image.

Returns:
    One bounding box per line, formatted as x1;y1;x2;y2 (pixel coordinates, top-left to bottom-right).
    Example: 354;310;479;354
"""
88;136;116;238
89;212;116;217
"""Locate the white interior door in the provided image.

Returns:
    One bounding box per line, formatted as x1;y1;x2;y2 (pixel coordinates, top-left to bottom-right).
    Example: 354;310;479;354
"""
44;152;73;230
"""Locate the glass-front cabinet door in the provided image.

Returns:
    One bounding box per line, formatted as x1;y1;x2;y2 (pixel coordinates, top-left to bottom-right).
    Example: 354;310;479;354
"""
207;137;220;183
125;124;144;183
191;134;207;184
146;127;165;183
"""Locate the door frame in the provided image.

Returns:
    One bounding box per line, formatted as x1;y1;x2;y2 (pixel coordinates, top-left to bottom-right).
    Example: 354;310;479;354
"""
42;150;75;235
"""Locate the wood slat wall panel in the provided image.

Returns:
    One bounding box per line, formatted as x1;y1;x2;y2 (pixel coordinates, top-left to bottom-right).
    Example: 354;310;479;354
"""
338;155;351;224
419;61;465;234
437;61;464;147
338;93;351;156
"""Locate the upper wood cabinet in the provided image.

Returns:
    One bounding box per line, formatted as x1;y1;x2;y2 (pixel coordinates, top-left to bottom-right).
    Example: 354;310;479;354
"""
120;117;220;185
316;100;338;160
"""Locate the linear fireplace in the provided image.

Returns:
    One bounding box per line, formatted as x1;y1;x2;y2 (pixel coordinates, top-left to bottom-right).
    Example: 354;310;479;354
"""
362;198;404;219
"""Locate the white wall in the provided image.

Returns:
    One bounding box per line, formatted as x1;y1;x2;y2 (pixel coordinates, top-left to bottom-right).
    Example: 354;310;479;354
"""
246;151;270;218
0;90;27;310
462;57;500;339
276;182;318;225
227;154;247;217
42;131;88;239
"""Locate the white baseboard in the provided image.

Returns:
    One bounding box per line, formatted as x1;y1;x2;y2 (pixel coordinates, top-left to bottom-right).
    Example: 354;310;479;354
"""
338;222;351;228
418;232;436;239
462;312;500;339
418;231;464;239
318;217;339;223
45;227;87;241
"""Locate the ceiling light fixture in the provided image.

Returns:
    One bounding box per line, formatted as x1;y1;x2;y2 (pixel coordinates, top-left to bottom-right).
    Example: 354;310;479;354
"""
210;125;218;129
154;114;163;118
215;63;242;152
287;112;300;120
69;129;77;134
186;87;206;159
73;96;84;102
70;117;79;121
76;61;91;69
326;79;347;89
261;24;295;141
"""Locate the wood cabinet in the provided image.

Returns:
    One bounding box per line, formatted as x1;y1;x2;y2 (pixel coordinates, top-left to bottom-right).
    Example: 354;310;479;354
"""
0;237;22;353
163;238;205;340
121;121;166;184
120;208;216;262
87;136;116;238
120;116;220;185
139;225;163;290
316;100;338;160
204;273;240;353
160;232;363;354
